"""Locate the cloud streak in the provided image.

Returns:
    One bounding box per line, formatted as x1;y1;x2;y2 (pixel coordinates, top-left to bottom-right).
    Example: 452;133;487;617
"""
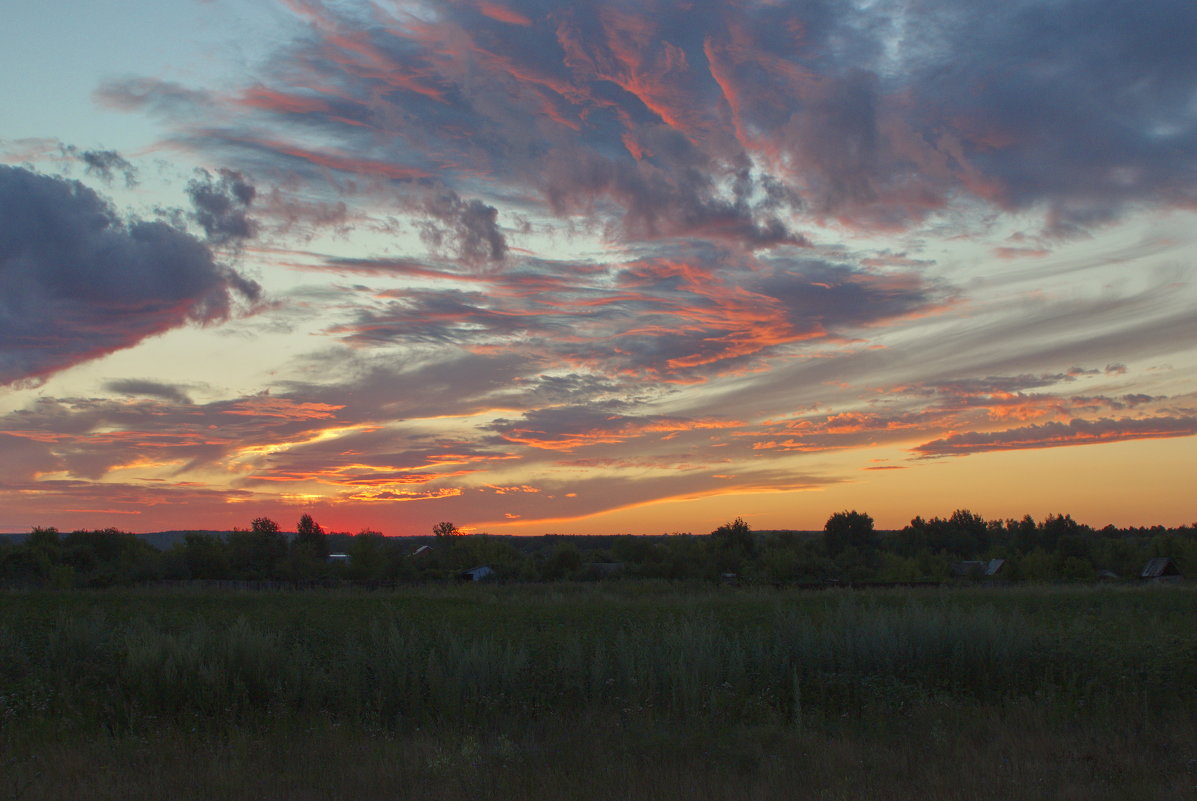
913;416;1197;457
330;245;941;382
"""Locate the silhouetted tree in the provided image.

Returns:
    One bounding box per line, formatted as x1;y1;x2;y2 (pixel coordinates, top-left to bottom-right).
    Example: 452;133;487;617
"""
711;517;755;556
710;517;756;575
1040;513;1087;551
824;510;875;557
59;528;159;586
295;513;329;559
251;517;280;535
948;509;990;554
228;517;287;579
347;529;390;580
668;534;710;580
432;521;463;560
891;517;929;557
178;532;230;579
1009;515;1039;554
541;542;583;580
823;510;880;560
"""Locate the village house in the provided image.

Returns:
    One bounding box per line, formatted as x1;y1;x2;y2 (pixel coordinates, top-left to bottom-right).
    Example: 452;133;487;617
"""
459;565;495;582
1140;557;1183;583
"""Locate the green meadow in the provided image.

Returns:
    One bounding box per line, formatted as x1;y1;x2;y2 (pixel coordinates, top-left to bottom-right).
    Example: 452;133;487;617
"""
3;583;1195;799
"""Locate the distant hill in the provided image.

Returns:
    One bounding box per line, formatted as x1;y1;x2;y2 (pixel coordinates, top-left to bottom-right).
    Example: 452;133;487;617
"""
136;531;235;550
0;530;830;553
0;530;234;550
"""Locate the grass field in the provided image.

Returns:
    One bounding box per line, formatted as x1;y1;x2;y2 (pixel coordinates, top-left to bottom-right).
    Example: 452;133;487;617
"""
2;583;1195;799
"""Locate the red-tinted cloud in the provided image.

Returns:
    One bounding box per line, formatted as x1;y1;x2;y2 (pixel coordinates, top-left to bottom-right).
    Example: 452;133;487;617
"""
222;396;345;420
330;244;940;383
489;406;743;453
94;0;1197;245
478;2;533;27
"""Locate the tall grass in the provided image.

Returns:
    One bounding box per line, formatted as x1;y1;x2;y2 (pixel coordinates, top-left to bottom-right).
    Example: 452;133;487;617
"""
5;586;1186;732
2;584;1195;799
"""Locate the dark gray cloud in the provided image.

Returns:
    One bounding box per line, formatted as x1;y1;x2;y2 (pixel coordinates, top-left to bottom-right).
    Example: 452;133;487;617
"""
0;166;260;385
280;349;541;422
461;467;842;530
521;373;628;405
902;0;1197;233
914;416;1197;457
754;255;935;327
94;78;215;120
415;187;507;265
186;168;257;245
0;434;61;483
484;403;745;454
103;379;193;405
60;146;139;187
486;403;631;447
909;370;1114;400
536;145;806;246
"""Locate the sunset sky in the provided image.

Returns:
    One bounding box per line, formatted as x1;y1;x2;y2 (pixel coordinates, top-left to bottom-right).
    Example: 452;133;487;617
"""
2;0;1195;536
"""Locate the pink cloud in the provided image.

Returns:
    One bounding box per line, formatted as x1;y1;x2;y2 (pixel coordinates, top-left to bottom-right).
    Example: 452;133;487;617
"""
478;1;532;26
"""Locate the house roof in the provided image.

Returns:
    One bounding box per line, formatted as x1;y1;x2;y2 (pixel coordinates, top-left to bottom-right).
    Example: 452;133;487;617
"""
1141;557;1181;578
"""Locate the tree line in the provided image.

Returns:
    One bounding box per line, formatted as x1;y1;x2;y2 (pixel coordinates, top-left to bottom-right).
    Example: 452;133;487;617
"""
1;510;1193;588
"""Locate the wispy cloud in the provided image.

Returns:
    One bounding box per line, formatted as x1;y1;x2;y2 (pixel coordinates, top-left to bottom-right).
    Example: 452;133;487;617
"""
103;379;193;406
913;416;1197;457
